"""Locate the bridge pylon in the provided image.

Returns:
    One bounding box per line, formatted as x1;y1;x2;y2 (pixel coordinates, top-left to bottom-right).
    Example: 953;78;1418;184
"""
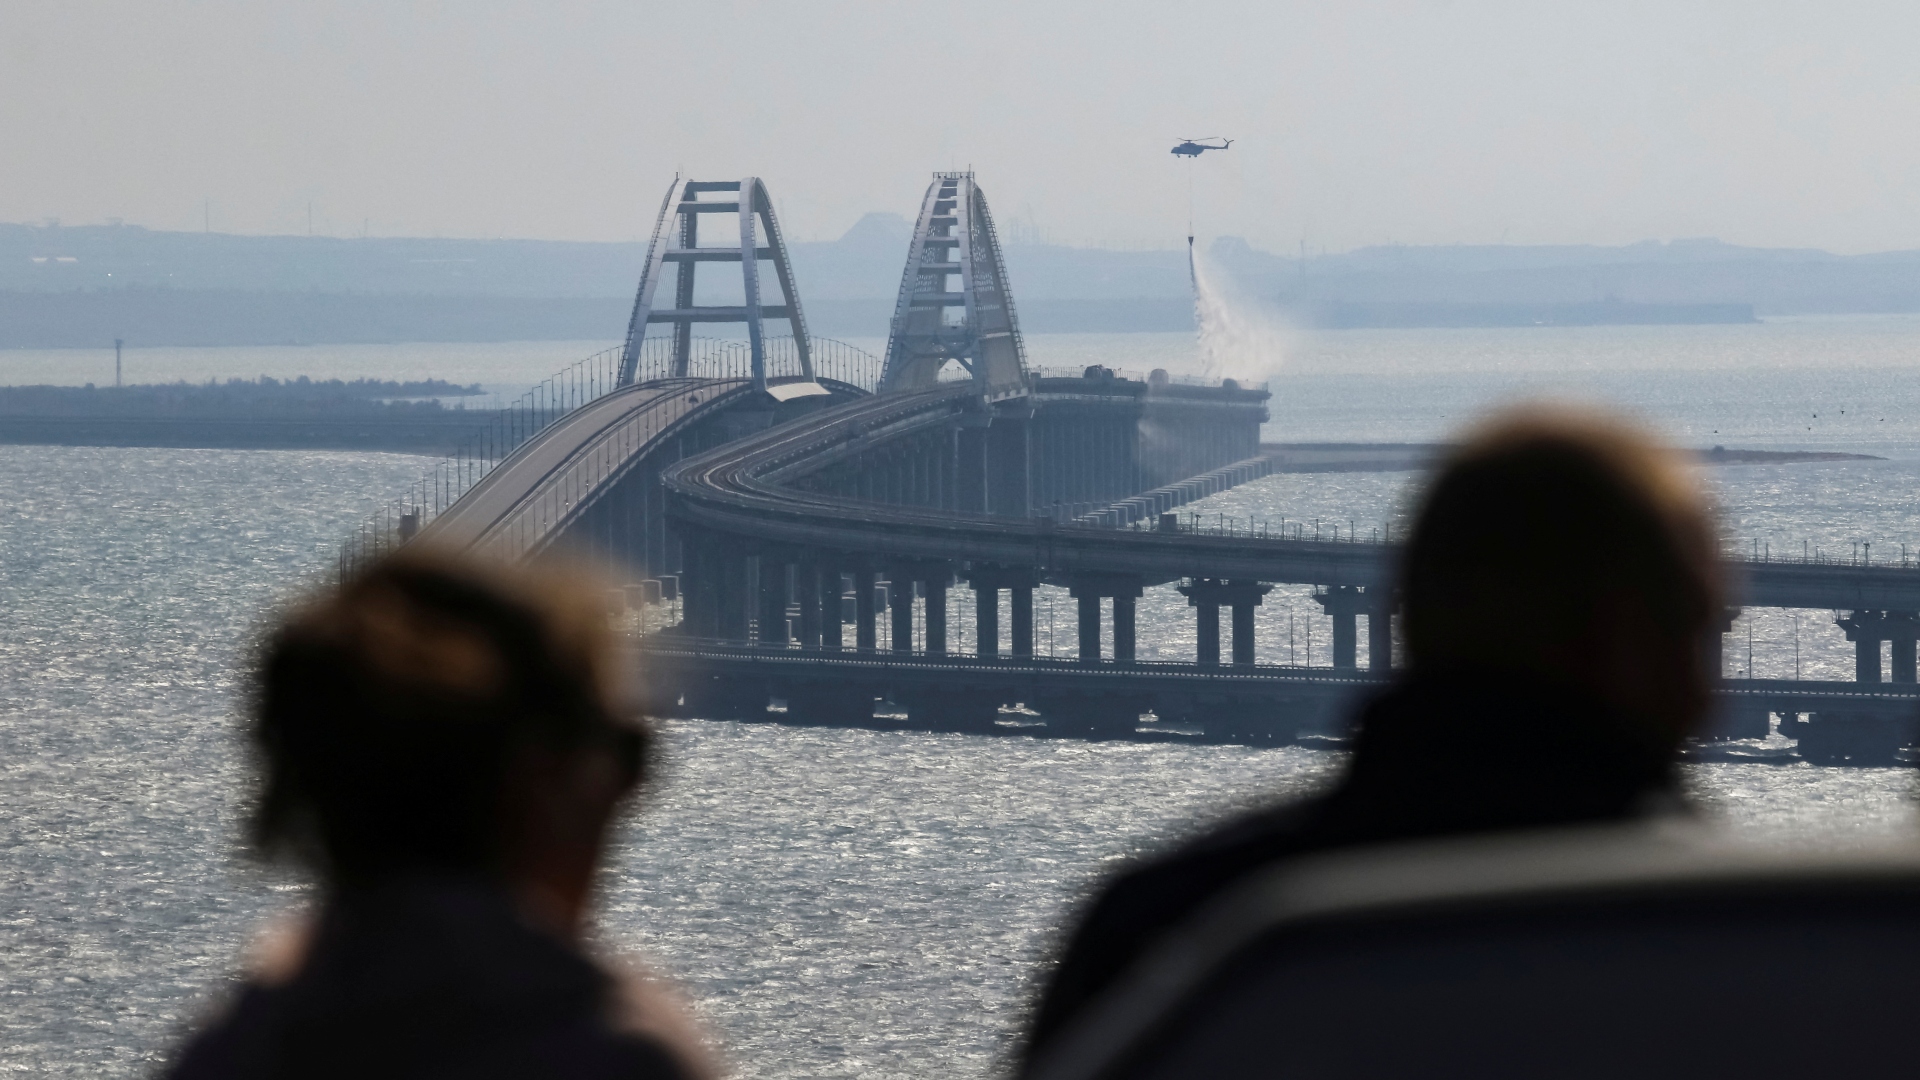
618;176;814;392
879;172;1029;398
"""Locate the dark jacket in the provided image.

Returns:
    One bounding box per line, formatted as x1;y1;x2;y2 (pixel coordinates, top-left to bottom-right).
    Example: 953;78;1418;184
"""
1020;670;1680;1068
169;879;699;1080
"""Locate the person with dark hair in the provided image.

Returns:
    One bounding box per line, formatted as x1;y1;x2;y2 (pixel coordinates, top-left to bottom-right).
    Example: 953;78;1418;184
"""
1018;407;1724;1071
169;553;713;1079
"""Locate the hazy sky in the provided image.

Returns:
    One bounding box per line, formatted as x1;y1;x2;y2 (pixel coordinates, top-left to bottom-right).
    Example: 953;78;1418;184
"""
8;1;1920;254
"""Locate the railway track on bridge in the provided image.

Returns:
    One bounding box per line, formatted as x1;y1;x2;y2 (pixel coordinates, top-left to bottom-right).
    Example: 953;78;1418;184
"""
630;636;1920;752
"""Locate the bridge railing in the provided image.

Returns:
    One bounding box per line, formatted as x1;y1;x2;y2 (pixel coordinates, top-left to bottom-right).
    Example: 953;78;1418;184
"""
1112;515;1920;576
335;334;880;579
1727;537;1920;570
1115;510;1396;543
637;334;881;391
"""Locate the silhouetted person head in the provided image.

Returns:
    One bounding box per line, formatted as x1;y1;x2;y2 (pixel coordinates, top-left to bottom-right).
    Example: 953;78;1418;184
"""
251;551;644;932
1019;409;1726;1068
170;554;712;1078
1400;407;1723;744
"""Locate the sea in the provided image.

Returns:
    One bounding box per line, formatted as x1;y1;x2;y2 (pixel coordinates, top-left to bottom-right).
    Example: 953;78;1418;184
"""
7;319;1920;1077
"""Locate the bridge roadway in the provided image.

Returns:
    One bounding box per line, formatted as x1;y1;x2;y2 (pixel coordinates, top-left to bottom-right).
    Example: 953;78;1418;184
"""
419;377;748;559
662;383;1920;611
666;383;1395;587
630;636;1920;745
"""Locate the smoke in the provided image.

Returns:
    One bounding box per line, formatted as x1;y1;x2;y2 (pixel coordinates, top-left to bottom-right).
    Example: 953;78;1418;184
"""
1191;246;1291;383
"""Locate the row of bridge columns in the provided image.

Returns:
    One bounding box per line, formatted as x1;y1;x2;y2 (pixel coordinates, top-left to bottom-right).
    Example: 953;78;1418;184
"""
683;533;1398;670
1698;608;1920;684
813;410;1034;517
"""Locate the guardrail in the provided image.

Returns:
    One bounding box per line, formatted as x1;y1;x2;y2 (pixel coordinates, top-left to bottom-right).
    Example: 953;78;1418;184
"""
1126;516;1920;573
1729;537;1920;569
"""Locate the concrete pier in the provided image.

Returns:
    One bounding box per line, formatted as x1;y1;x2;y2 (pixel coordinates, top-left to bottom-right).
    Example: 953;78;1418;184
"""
1836;610;1920;684
1070;573;1146;663
1314;586;1367;670
1180;579;1271;667
889;575;914;653
969;566;1040;658
855;568;878;652
925;574;948;655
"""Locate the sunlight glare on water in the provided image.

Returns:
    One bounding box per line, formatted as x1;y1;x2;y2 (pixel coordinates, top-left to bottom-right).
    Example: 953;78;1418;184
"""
6;325;1920;1077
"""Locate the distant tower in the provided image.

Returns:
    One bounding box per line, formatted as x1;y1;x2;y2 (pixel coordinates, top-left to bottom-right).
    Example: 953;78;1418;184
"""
879;173;1028;398
617;177;813;392
115;338;123;388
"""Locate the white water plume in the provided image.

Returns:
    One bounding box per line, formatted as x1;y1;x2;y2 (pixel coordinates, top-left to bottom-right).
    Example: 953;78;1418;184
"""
1191;246;1292;383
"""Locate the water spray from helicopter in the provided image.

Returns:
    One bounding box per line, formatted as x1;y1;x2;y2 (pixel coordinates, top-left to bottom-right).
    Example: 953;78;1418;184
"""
1173;136;1288;383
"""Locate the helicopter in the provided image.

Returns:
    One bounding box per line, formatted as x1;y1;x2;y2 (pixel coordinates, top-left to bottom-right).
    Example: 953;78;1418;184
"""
1171;137;1232;157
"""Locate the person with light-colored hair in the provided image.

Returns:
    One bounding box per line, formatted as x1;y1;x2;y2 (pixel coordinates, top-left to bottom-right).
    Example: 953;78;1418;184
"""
168;553;714;1079
1020;406;1724;1071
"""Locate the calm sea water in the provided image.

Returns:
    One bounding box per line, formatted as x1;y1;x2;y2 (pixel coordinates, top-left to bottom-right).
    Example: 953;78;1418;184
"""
6;322;1920;1077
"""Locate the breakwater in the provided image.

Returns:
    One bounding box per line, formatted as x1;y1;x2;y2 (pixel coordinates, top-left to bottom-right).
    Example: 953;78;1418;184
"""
0;377;490;453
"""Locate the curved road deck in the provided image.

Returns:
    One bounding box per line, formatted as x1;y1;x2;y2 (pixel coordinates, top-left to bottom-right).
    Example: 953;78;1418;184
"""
423;377;752;561
663;387;1920;609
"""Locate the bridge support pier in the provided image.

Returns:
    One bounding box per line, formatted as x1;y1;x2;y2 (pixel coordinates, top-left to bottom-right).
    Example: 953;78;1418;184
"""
1076;594;1101;662
718;546;753;643
956;414;992;513
1838;610;1891;683
975;587;999;658
1889;613;1919;684
1315;586;1366;670
1070;573;1145;663
1181;579;1272;668
889;575;915;653
797;561;823;648
855;569;877;652
1114;595;1137;663
819;568;844;651
988;408;1033;516
925;575;948;655
970;566;1041;659
757;556;790;646
1195;599;1222;667
1229;598;1255;667
1703;607;1739;678
681;539;717;638
1011;585;1034;658
1367;586;1395;671
1837;610;1920;684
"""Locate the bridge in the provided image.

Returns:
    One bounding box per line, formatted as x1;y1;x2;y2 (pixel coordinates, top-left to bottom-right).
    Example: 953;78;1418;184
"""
341;171;1920;767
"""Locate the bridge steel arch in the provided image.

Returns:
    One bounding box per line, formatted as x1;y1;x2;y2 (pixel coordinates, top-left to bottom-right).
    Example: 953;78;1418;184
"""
619;177;814;392
880;172;1029;399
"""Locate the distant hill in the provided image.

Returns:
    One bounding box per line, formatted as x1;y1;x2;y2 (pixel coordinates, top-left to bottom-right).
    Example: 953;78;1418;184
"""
7;220;1920;346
